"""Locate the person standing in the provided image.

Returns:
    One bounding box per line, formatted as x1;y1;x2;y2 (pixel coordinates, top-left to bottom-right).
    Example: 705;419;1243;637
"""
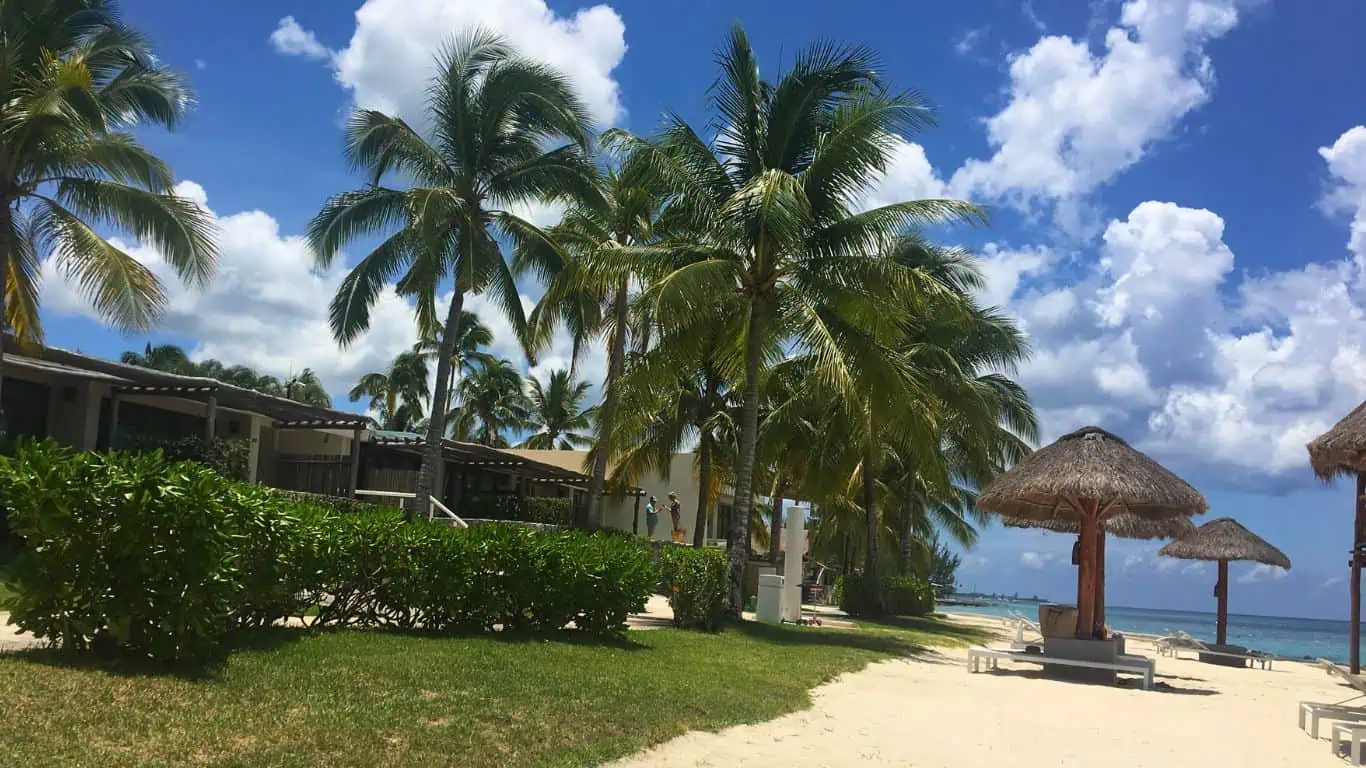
645;496;659;538
668;491;682;538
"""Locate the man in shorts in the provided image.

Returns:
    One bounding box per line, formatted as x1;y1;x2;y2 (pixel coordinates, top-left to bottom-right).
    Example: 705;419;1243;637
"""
645;495;659;537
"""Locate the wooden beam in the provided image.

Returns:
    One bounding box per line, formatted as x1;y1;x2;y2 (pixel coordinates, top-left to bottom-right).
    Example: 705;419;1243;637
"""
1355;472;1364;674
106;392;121;449
1076;501;1099;638
204;393;217;440
347;427;363;496
1094;531;1106;633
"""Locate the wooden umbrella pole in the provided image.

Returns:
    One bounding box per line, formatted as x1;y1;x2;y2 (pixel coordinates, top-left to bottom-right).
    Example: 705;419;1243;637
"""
1076;505;1098;638
1094;530;1106;635
1355;473;1365;675
1215;560;1229;646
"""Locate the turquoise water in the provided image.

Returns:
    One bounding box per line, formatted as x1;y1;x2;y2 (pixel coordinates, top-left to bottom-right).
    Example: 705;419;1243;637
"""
947;601;1362;662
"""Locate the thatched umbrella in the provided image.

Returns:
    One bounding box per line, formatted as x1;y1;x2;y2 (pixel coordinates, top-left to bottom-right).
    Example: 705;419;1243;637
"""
1004;514;1196;630
1159;518;1290;645
1308;404;1366;672
979;426;1207;638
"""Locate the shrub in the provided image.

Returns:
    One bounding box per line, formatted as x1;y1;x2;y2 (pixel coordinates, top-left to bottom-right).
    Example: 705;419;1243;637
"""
119;435;250;481
461;494;572;526
1;443;243;661
0;441;657;661
836;573;936;618
658;546;728;630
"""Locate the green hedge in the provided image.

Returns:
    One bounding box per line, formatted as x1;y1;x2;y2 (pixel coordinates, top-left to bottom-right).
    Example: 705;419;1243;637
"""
461;495;572;526
119;434;250;481
658;546;728;630
0;442;655;662
835;573;936;618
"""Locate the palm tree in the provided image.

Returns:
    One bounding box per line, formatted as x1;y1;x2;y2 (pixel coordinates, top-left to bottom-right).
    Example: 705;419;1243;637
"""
283;368;331;407
415;310;496;378
448;358;534;447
350;349;431;431
516;147;673;528
120;343;197;375
603;25;981;613
0;1;217;434
308;29;595;517
520;369;593;449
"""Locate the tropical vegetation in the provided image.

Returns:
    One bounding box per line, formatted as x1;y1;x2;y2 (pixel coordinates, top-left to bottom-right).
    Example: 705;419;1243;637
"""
0;0;217;435
520;369;595;449
121;343;332;407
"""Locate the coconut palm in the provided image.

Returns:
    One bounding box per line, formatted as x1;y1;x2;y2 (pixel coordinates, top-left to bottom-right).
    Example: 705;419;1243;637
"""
415;310;497;378
516;147;674;528
282;368;331;407
601;24;982;613
519;369;594;449
0;0;217;434
120;343;197;375
448;358;534;447
350;349;430;430
308;29;596;517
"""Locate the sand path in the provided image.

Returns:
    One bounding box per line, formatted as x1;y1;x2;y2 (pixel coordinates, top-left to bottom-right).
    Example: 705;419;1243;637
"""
609;615;1357;767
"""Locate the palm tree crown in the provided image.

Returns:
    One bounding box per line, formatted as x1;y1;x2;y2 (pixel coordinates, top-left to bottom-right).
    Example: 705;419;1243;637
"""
520;369;594;449
307;28;596;516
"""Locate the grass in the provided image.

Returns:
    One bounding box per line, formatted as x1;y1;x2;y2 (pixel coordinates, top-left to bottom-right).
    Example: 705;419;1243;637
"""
0;616;987;767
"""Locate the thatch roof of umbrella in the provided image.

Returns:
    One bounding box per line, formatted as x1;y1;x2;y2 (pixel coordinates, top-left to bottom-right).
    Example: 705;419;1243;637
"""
1003;512;1196;541
978;426;1208;521
1307;401;1366;481
1158;517;1291;569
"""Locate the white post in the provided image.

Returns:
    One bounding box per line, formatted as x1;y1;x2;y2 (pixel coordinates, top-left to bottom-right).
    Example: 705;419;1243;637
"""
783;503;804;621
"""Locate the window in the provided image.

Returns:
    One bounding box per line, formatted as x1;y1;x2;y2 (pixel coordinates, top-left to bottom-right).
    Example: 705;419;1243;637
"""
2;378;50;439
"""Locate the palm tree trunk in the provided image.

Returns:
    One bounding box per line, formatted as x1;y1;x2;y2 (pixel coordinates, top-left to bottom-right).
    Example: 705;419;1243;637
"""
767;476;784;563
861;413;882;617
898;502;912;575
0;204;10;438
726;299;765;618
692;432;712;547
414;290;464;521
585;279;629;530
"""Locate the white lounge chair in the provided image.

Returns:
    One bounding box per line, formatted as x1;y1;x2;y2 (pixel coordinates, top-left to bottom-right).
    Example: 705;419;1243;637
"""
1155;632;1273;669
1300;659;1366;738
1334;722;1366;764
967;646;1155;691
1008;611;1044;651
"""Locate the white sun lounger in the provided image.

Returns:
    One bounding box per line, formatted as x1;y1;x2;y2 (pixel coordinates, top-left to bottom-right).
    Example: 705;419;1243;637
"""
1333;722;1366;764
1155;635;1273;669
1300;701;1366;739
967;646;1155;691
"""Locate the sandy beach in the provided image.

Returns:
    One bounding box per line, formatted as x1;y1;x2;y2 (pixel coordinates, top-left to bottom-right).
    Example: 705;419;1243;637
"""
609;612;1361;767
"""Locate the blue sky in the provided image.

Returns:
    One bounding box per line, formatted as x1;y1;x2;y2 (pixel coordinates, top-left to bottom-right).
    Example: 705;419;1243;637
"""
38;1;1366;619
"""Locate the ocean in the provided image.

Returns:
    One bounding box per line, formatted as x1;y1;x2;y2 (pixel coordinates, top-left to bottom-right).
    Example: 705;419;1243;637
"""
945;601;1361;662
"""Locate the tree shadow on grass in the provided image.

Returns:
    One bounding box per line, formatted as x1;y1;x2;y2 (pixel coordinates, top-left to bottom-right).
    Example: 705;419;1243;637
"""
732;620;935;657
2;626;309;681
861;615;994;645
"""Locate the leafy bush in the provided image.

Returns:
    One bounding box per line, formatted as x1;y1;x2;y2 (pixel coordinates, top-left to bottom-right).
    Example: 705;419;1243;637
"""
836;573;936;618
1;443;243;661
883;575;936;616
461;494;572;526
119;435;250;481
269;488;387;517
658;546;728;630
0;442;656;661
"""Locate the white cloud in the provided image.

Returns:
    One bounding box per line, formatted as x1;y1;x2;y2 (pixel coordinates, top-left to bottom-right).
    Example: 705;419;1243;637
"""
1181;561;1209;576
1020;551;1056;569
1122;554;1145;570
858;139;948;212
270;16;332;61
949;0;1246;209
954;27;988;56
1323;575;1346;589
275;0;628;128
1155;558;1180;573
1236;563;1288;584
194;59;207;71
1319;125;1366;271
43;181;422;403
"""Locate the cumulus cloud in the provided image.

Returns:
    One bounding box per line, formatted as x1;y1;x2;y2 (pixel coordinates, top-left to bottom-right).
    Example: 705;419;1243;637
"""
270;16;331;61
1236;563;1288;584
857;139;949;212
949;0;1248;211
272;0;628;128
1021;551;1056;569
1122;554;1146;570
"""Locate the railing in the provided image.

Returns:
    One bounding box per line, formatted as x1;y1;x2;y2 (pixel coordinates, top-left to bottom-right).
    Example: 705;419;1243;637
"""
353;489;468;528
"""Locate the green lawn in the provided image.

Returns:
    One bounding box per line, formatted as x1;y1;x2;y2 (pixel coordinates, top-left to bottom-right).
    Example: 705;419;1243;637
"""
0;616;986;767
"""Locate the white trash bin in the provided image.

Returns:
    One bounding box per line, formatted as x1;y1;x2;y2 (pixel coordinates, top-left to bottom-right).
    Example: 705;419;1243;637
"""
757;573;785;624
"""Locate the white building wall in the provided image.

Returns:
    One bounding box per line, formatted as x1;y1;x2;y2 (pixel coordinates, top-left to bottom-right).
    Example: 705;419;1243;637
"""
602;453;734;543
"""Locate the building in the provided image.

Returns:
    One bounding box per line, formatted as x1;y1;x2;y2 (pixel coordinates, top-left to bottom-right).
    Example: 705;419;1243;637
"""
506;450;735;542
0;339;607;519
